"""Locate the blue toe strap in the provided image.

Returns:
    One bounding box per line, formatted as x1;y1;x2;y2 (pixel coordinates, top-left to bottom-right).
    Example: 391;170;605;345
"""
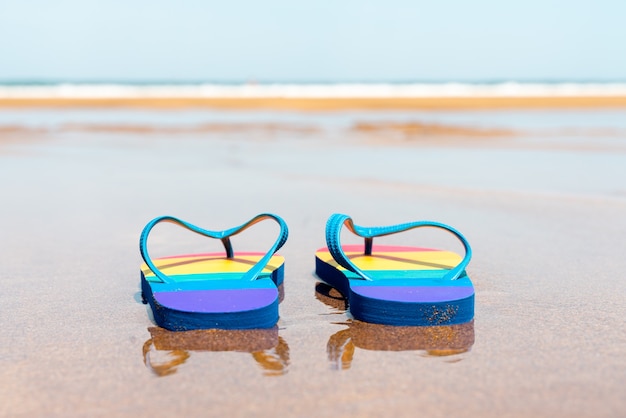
140;214;289;283
325;213;472;281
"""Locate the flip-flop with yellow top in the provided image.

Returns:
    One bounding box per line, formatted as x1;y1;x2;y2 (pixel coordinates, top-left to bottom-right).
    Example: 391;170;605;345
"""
140;214;288;331
315;214;474;326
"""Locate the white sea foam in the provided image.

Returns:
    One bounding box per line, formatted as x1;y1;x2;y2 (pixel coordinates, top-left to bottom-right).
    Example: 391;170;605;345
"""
1;82;626;98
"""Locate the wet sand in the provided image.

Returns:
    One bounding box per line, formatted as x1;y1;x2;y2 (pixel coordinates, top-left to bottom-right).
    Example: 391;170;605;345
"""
0;107;625;417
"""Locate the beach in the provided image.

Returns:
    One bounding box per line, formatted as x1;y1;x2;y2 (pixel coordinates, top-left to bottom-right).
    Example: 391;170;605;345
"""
2;95;626;110
0;97;625;417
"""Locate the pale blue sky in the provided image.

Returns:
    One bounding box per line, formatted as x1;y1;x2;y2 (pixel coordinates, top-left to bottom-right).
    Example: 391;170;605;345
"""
0;0;625;82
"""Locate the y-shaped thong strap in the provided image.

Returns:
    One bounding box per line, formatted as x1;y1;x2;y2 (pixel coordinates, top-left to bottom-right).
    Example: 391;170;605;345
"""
325;213;471;281
140;214;289;284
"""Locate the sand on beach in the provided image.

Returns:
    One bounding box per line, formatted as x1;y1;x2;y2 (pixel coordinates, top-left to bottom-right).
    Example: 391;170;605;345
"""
2;95;626;110
0;104;625;417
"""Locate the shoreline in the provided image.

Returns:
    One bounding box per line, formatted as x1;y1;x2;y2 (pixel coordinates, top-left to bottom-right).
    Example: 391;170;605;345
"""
2;96;626;110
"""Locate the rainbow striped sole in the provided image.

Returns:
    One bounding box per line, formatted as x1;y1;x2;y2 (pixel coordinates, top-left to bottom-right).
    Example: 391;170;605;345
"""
315;245;474;326
141;252;284;331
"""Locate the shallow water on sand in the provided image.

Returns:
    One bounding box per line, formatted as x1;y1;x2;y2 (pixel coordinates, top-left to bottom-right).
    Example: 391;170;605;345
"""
0;108;625;417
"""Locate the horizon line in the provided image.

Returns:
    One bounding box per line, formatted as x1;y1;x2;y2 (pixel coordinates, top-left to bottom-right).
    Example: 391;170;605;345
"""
2;78;626;86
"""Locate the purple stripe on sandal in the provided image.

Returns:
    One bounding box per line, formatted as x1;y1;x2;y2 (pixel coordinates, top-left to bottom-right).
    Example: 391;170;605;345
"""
154;288;278;313
351;285;474;303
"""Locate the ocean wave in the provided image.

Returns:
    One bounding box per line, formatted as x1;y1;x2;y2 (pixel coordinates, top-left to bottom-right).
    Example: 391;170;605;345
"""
1;82;626;98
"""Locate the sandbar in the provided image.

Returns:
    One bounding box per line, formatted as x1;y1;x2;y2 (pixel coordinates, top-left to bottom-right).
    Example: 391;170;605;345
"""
2;96;626;109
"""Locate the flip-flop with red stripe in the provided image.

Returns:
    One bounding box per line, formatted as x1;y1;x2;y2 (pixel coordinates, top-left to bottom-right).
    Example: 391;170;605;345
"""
315;213;474;326
140;214;288;331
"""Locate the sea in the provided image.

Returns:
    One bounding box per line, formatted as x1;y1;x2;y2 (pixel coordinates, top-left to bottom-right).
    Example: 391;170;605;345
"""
1;80;625;201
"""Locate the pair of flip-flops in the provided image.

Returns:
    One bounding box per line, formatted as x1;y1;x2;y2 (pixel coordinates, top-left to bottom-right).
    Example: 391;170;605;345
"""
140;213;474;331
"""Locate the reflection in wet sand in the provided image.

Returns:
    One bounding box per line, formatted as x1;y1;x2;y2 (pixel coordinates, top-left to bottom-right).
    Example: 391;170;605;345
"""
142;327;289;377
315;283;474;369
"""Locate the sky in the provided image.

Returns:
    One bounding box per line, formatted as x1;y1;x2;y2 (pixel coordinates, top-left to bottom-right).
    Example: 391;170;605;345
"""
0;0;625;82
